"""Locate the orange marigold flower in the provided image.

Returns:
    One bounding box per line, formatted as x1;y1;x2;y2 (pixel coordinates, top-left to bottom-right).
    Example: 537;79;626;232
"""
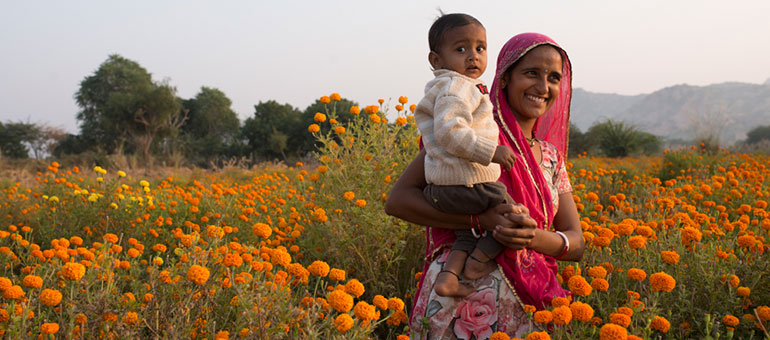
40;288;62;306
627;236;646;250
568;275;592;297
722;314;739;327
41;322;59;334
680;227;702;246
313;112;327;123
737;234;757;248
61;262;86;281
345;279;365;298
552;296;570;308
660;250;680;265
373;295;388;309
650;272;676;292
756;306;770;322
334;313;354;333
75;313;87;324
252;223;272;238
570;301;594;322
523;304;537;313
329;268;346;281
599;323;628;340
308;124;321;133
343;191;355;201
591;278;609;292
526;331;551;340
350;106;361;115
627;335;643;340
328;290;354;313
388;297;405;311
330;93;341;101
398;96;408;104
353;301;378;321
627;268;647;282
355;199;367;207
320;96;331;104
223;253;243;267
533;310;553;324
650;315;670;333
2;285;24;300
0;277;12;291
552;305;572;326
737;286;750;297
609;312;631;327
104;233;119;243
308;261;330;277
617;306;633;316
22;275;42;289
122;311;138;325
490;332;510;340
397;335;410;340
587;266;607;279
187;265;210;285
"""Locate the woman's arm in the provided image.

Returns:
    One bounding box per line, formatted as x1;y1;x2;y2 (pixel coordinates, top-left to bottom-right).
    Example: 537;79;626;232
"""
491;192;585;261
384;149;522;231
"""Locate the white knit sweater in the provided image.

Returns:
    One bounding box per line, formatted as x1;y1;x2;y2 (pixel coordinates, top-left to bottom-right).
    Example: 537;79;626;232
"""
415;69;500;186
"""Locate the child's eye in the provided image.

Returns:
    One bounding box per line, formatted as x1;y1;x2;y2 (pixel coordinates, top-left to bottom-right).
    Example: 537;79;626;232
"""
456;47;466;52
476;46;485;52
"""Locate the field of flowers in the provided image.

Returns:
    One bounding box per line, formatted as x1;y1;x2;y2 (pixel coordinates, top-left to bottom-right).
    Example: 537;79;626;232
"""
0;94;768;340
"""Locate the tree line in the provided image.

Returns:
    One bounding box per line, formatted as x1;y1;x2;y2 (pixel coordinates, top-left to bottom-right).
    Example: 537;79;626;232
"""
2;54;770;165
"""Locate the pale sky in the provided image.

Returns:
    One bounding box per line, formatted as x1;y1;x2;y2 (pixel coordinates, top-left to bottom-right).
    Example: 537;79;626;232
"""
2;1;769;134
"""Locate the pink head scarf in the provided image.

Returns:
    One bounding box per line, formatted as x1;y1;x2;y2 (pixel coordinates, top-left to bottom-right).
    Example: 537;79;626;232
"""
417;32;573;310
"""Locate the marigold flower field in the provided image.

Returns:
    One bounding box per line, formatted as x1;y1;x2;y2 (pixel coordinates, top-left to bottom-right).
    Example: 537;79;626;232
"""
1;95;768;339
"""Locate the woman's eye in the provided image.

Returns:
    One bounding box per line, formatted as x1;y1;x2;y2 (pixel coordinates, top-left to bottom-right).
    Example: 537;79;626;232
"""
549;74;562;83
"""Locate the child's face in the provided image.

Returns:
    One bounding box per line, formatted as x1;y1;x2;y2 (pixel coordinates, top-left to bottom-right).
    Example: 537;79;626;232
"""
429;23;487;79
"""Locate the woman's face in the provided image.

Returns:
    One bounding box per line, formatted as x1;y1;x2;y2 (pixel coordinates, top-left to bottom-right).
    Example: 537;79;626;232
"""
503;45;563;123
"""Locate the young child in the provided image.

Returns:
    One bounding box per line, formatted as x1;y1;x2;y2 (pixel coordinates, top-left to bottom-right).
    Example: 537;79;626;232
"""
414;13;516;297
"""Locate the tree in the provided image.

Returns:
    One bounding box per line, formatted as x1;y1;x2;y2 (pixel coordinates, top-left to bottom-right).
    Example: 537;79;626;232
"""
746;125;770;145
568;122;592;157
180;87;240;165
75;54;183;164
0;122;30;158
242;100;303;160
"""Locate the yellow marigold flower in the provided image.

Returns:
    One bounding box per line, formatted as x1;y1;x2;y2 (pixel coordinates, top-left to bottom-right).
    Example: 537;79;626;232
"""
354;199;367;207
40;288;62;306
49;196;59;203
345;278;365;298
2;285;24;299
587;266;607;279
187;265;210;285
525;331;551;340
104;233;119;243
373;295;388;309
552;305;572;326
650;315;670;333
398;96;408;104
334;313;354;333
314;112;327;122
388;297;405;311
570;301;594;322
252;223;272;238
122;311;138;325
330;93;341;101
650;272;676;292
343;191;355;201
328;290;354;313
22;275;42;289
533;310;553;324
41;322;59;334
308;261;330;277
627;268;647;282
722;314;739;327
609;312;631;327
320;96;331;104
350;106;361;115
139;180;149;187
334;126;345;134
61;262;86;281
354;301;378;321
737;286;750;297
308;124;321;133
567;275;592;297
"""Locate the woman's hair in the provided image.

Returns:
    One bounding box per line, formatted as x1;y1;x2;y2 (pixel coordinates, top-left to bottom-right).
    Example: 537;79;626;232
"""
428;13;483;52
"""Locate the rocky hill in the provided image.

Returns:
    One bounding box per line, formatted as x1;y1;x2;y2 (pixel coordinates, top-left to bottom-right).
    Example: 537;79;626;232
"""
571;80;770;144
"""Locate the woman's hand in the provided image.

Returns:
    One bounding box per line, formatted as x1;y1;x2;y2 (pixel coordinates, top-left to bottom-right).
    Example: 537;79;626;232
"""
491;203;538;250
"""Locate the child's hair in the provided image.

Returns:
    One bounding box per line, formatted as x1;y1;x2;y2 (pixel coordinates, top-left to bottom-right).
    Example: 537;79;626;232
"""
428;13;484;52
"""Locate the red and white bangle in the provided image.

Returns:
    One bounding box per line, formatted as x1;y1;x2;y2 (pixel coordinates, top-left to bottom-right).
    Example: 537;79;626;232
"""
555;231;569;258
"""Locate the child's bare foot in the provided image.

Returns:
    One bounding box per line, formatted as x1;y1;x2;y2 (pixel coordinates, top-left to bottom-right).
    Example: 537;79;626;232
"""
463;249;497;280
434;270;474;297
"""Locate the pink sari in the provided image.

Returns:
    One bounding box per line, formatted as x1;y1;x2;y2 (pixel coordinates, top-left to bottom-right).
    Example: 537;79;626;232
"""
412;32;573;339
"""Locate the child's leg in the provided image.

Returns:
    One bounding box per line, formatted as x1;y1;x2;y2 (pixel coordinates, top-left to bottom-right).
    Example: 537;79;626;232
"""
463;234;504;280
434;249;474;297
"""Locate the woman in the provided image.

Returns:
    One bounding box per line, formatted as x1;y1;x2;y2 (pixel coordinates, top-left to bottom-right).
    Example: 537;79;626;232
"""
385;33;584;339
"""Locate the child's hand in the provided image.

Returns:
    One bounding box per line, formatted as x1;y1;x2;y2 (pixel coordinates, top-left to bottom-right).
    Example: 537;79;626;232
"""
492;145;515;170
